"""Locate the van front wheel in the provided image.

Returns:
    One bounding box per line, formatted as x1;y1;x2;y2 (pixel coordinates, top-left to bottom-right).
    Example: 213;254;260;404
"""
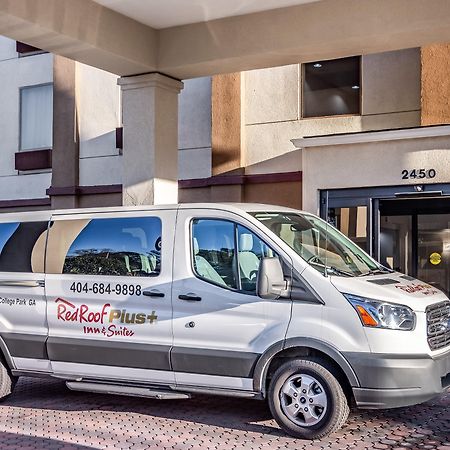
0;359;16;400
268;358;349;439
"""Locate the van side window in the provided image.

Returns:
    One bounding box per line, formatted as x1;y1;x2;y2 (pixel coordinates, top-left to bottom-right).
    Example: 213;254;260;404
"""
236;224;275;292
0;222;48;273
47;217;161;277
191;219;276;294
192;219;238;289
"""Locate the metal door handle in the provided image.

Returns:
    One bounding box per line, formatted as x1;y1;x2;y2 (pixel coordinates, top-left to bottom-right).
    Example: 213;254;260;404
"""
0;280;43;288
178;294;202;301
143;289;165;298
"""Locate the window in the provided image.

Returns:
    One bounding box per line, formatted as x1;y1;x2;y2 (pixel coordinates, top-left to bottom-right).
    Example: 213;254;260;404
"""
192;219;275;293
303;56;360;118
16;41;47;57
0;222;48;273
20;84;53;151
328;206;368;252
252;212;381;277
46;217;162;277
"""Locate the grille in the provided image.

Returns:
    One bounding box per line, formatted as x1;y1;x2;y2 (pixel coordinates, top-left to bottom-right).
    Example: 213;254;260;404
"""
426;301;450;351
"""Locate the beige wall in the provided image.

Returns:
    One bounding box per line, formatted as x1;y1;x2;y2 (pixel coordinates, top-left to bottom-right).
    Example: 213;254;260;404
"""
301;132;450;213
242;48;421;172
421;44;450;125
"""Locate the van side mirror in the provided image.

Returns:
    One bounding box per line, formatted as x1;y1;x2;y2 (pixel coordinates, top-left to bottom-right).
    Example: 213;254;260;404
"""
257;257;289;300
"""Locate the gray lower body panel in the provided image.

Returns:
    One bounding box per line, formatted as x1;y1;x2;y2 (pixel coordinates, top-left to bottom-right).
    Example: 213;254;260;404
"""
47;337;171;371
344;350;450;409
0;332;48;359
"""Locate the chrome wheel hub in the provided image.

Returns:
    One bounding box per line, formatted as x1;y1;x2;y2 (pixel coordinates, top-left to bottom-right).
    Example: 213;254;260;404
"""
279;374;327;427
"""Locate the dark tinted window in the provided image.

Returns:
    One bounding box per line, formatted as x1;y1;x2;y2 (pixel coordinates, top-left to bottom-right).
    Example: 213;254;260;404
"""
0;222;48;273
303;56;360;118
63;217;161;277
192;219;276;293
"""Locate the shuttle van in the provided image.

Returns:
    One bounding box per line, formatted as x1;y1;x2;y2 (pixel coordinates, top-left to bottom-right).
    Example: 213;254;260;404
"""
0;203;449;439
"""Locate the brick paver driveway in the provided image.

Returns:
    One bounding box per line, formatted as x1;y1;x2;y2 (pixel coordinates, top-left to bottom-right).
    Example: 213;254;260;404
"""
0;377;448;449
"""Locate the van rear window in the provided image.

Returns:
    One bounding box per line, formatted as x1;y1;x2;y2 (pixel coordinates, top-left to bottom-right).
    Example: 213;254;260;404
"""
0;222;48;273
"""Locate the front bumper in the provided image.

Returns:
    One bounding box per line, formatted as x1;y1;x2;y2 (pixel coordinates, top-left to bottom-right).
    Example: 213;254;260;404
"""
344;349;450;409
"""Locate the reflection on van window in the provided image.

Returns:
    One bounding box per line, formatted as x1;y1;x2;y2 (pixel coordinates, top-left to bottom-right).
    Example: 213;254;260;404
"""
63;217;162;277
0;222;48;273
252;212;383;277
192;219;275;293
0;223;19;254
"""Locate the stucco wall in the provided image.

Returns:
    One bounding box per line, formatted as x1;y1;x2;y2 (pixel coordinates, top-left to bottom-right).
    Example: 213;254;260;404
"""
212;73;241;175
77;62;122;187
302;133;450;213
179;77;212;180
0;37;53;200
421;44;450;125
242;48;421;173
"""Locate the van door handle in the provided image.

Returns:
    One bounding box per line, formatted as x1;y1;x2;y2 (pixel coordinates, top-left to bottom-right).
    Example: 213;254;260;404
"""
143;289;165;298
178;294;202;301
0;280;43;288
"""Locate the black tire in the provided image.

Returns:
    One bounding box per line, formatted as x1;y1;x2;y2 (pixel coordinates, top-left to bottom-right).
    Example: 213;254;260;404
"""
268;358;349;440
0;359;16;400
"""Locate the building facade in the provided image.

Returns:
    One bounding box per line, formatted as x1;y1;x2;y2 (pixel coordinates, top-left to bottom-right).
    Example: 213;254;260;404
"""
0;36;449;296
0;36;212;210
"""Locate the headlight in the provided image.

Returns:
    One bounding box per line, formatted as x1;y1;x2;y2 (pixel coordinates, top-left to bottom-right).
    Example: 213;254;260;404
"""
344;293;416;331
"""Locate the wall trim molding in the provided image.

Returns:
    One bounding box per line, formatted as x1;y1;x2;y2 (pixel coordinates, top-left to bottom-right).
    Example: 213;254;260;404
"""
292;124;450;148
0;198;51;209
179;171;302;189
46;184;123;196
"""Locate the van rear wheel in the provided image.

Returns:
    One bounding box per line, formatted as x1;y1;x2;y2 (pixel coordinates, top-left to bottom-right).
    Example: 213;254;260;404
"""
0;359;16;400
268;358;349;440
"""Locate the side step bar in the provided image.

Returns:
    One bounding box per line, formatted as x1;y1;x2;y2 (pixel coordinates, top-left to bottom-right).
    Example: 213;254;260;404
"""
66;381;191;400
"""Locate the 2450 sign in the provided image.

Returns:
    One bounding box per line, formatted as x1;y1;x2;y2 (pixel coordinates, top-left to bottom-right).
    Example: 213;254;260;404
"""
401;168;436;180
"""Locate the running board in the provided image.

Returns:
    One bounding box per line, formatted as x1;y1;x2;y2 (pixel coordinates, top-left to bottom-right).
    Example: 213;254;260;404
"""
66;381;191;400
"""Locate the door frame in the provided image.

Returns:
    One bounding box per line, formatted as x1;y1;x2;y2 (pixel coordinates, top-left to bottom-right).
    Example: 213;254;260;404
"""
320;183;450;265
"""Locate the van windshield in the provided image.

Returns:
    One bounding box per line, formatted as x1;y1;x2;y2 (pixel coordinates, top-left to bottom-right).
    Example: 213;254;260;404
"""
250;211;390;277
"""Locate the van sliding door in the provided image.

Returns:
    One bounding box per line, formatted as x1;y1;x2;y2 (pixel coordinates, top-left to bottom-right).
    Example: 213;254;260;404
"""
0;213;51;372
44;210;176;384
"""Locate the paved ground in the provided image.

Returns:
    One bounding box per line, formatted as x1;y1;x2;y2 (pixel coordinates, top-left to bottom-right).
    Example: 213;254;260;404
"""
0;377;448;450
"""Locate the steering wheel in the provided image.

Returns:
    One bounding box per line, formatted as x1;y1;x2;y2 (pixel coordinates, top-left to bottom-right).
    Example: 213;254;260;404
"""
248;270;258;281
307;255;322;265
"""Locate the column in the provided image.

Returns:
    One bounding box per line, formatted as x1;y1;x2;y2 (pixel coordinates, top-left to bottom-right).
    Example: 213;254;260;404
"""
118;73;183;205
49;56;79;209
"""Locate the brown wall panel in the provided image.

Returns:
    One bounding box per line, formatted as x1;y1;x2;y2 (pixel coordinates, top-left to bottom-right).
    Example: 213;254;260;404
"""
77;193;122;208
212;73;241;175
421;44;450;125
244;182;302;210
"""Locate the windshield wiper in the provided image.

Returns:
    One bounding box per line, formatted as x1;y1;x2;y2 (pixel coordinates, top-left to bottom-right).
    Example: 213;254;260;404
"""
309;259;355;277
358;267;394;277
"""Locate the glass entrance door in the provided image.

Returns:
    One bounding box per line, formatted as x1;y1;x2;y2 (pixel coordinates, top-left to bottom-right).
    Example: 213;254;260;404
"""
417;214;450;294
379;198;450;297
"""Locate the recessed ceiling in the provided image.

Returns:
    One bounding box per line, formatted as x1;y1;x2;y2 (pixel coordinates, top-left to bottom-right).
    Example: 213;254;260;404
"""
94;0;321;29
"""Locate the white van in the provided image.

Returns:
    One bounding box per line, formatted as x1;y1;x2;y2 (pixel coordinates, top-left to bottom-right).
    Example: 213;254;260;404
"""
0;203;448;439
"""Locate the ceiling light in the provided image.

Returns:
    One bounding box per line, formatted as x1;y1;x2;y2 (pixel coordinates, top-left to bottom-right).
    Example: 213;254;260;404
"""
313;63;322;68
352;85;360;89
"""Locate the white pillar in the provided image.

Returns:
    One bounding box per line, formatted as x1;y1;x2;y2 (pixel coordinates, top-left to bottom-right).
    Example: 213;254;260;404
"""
118;73;184;205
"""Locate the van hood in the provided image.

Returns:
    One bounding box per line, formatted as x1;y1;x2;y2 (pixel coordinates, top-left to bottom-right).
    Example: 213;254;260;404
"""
330;272;449;312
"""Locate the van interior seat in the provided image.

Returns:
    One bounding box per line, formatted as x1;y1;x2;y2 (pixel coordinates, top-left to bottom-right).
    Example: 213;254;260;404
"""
193;237;226;286
238;233;260;280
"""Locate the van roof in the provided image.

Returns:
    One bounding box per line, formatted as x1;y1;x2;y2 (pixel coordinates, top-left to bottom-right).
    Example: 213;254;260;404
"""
0;203;302;222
